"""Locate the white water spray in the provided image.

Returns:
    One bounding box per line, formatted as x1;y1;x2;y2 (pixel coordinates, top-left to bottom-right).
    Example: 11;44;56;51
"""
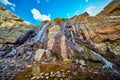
65;21;120;75
91;51;120;75
5;22;50;57
32;22;49;43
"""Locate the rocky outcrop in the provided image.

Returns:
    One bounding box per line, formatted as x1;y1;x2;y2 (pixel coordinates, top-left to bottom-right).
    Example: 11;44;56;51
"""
0;0;120;79
67;0;120;56
97;0;120;17
47;25;77;60
80;16;120;55
0;4;35;44
34;49;53;62
34;49;46;62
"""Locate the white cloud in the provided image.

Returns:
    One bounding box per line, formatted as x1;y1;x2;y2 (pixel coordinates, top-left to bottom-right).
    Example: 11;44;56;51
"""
11;7;15;11
0;0;15;11
85;6;96;16
36;0;40;3
86;0;88;2
0;0;15;6
31;8;51;21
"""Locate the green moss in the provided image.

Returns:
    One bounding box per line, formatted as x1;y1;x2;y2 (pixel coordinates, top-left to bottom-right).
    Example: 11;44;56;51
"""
12;62;111;80
12;67;32;80
63;58;71;62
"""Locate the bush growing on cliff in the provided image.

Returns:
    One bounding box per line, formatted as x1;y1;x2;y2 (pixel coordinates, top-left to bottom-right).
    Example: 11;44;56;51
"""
53;18;68;23
15;18;23;22
42;20;49;23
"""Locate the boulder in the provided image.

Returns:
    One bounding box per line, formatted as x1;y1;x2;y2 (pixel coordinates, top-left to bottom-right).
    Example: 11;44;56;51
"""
34;49;53;62
79;59;86;66
34;49;46;62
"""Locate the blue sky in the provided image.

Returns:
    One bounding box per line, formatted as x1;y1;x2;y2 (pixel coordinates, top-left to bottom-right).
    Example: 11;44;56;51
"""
0;0;112;26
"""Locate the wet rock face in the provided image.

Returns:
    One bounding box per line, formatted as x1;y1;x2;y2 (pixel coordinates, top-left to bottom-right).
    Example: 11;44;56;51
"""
15;29;35;45
47;25;78;60
70;2;120;55
1;0;120;79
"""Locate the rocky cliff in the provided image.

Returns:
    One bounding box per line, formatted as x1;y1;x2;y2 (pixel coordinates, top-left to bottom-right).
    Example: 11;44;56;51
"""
97;0;120;17
0;0;120;79
0;4;35;44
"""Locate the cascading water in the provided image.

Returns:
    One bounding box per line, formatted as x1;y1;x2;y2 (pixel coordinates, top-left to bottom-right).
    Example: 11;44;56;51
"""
70;30;84;52
32;22;49;43
64;20;120;76
91;50;120;75
70;31;75;44
4;47;17;57
4;22;50;57
68;19;85;52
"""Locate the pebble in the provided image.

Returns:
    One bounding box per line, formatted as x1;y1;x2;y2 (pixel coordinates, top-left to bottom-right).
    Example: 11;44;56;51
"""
62;72;65;75
67;70;71;73
50;71;53;75
72;72;78;76
56;74;61;78
40;72;44;75
94;71;98;74
36;76;40;79
46;76;49;79
56;71;60;74
60;78;63;80
79;59;86;66
45;73;49;76
50;74;55;77
61;69;65;72
26;65;32;68
31;76;36;80
25;76;28;78
40;76;44;79
17;69;21;71
62;74;66;77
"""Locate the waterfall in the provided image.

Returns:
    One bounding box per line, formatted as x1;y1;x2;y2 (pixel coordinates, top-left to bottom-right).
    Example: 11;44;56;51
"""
65;21;120;76
70;28;84;53
70;31;75;44
32;22;49;43
71;28;119;75
91;51;120;75
4;47;18;57
4;22;50;58
40;32;47;42
92;51;113;69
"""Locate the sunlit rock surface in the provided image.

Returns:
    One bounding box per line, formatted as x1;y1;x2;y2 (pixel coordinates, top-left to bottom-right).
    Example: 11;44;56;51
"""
0;0;120;79
0;4;35;44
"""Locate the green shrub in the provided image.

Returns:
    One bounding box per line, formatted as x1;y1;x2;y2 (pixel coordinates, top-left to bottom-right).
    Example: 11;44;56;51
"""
53;18;68;23
15;18;23;22
42;20;49;23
